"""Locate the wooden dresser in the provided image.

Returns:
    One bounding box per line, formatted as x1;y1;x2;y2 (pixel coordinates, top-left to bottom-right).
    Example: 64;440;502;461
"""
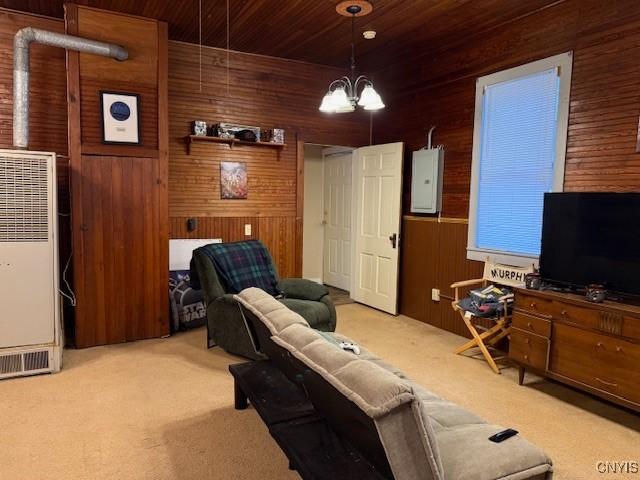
510;288;640;412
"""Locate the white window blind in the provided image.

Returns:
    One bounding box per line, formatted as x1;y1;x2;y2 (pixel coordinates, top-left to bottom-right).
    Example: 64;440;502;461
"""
468;53;572;266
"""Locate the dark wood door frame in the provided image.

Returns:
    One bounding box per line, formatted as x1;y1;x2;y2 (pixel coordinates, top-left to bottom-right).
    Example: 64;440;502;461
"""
295;135;304;278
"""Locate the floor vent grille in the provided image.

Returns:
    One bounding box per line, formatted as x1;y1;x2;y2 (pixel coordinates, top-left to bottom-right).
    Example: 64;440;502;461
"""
24;350;49;371
0;353;22;375
0;349;52;379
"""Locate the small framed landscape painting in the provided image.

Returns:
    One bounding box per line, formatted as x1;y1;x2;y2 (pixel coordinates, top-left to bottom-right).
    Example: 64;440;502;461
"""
100;91;140;145
220;161;248;199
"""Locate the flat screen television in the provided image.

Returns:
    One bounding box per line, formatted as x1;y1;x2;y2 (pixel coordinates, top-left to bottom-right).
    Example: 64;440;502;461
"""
540;192;640;298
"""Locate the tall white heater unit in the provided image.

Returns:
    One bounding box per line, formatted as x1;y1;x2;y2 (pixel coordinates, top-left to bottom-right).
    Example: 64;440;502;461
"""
0;149;62;379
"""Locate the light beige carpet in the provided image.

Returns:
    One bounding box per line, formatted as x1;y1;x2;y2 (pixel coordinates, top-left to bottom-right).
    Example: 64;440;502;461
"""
1;304;639;480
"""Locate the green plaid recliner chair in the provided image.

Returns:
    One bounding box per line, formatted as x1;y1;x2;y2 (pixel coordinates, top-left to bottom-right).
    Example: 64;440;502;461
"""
190;240;336;359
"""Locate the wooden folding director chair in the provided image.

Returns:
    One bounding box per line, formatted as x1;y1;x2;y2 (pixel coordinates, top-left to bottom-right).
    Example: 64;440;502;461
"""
451;259;534;374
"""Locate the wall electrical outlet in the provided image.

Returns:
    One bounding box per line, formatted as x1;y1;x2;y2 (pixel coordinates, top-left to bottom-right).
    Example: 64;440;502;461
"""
431;288;440;302
244;224;252;236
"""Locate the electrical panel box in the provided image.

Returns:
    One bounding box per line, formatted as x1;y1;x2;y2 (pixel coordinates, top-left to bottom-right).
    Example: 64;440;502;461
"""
411;148;444;214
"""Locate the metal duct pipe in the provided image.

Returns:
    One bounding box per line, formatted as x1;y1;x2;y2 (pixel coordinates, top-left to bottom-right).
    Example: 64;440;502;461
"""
13;27;128;149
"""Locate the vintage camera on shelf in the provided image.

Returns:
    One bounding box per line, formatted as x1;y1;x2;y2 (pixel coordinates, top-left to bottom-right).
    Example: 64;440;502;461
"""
211;123;261;142
261;128;285;144
191;120;207;136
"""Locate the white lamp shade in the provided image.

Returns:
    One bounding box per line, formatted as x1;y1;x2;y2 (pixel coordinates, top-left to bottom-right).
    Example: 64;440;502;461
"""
364;99;385;110
319;92;334;112
330;87;351;109
359;84;385;110
357;84;378;106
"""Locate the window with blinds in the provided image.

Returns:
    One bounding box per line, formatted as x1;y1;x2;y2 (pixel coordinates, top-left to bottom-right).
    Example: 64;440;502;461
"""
467;52;573;267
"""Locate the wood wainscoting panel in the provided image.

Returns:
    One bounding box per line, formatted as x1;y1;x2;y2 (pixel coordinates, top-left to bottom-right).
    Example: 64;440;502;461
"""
258;216;297;279
399;217;483;337
169;216;297;278
399;218;439;325
437;221;484;338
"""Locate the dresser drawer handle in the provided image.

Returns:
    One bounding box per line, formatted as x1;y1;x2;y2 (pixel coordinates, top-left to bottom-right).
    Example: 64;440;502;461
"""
529;302;536;308
616;346;623;353
525;338;531;345
523;354;529;361
596;342;603;348
527;322;533;328
595;377;618;388
561;310;568;316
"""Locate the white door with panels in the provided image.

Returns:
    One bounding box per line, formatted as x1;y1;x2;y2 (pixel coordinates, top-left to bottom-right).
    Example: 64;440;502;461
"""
352;142;404;314
323;151;352;291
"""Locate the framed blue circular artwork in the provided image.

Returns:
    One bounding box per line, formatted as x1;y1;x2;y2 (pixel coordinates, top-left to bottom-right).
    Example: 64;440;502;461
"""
100;91;141;145
109;101;131;122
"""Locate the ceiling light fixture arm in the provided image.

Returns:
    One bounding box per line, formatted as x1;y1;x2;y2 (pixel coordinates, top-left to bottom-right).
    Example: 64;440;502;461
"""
353;75;372;94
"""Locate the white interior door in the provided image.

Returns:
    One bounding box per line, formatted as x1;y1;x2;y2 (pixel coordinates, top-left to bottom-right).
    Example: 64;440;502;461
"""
323;151;352;291
352;142;404;314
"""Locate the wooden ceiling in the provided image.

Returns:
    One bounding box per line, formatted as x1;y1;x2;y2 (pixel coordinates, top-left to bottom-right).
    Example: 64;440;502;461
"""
0;0;561;71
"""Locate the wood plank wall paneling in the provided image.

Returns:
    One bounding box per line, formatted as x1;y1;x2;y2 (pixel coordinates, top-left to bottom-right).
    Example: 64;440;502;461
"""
67;5;169;348
4;1;639;342
0;8;368;344
565;7;640;191
167;41;369;277
380;0;640;335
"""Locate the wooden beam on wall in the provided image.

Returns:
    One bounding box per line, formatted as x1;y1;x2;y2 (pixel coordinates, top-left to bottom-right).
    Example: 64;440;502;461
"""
295;135;304;277
66;4;169;347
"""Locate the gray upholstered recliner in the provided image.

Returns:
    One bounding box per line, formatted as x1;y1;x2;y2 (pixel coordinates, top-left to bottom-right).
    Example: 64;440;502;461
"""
191;242;336;359
235;287;554;480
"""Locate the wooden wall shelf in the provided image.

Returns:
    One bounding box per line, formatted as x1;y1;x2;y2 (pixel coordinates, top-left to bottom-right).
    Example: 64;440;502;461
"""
184;135;286;154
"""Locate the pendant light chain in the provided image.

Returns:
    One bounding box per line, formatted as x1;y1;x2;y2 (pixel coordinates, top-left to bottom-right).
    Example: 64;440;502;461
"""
226;0;230;97
350;14;356;81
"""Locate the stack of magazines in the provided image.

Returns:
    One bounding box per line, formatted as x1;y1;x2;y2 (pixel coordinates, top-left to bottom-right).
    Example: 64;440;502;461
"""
459;284;513;318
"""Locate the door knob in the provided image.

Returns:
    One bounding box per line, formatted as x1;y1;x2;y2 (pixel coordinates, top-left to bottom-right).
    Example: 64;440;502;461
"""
389;233;397;249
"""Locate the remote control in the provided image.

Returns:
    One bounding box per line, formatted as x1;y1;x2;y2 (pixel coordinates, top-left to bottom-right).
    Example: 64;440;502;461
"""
489;428;518;443
339;342;361;355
